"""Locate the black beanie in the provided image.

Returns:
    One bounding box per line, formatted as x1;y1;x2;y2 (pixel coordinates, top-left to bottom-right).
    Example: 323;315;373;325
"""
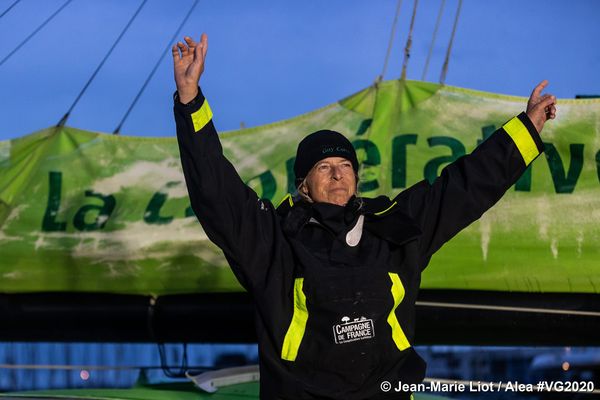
293;130;358;186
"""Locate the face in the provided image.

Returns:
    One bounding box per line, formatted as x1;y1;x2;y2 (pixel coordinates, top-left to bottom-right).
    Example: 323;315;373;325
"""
302;157;356;206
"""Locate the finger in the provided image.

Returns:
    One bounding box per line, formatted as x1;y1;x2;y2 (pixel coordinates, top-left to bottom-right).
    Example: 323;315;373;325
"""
537;93;554;105
177;41;189;56
184;36;197;55
195;34;208;62
200;33;208;59
536;94;556;110
193;33;208;62
184;36;197;48
171;44;181;61
530;79;549;99
534;94;554;111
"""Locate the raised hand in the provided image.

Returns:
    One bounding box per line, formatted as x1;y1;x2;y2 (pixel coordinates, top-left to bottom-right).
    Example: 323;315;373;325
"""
172;33;208;104
526;80;557;134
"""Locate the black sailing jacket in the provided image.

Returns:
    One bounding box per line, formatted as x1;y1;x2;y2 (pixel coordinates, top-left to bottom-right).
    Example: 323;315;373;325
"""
174;89;544;400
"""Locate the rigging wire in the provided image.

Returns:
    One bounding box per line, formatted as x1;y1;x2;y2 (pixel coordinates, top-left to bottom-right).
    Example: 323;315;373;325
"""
146;293;190;378
0;363;212;371
113;0;200;134
0;0;72;67
0;0;21;19
377;0;403;83
158;342;189;378
361;0;404;180
400;0;419;80
421;0;446;81
439;0;463;85
416;300;600;318
56;0;149;128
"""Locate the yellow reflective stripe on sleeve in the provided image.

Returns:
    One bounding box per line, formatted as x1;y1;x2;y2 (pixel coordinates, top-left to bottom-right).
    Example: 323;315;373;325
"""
388;272;410;351
191;100;213;133
502;116;540;166
281;278;308;361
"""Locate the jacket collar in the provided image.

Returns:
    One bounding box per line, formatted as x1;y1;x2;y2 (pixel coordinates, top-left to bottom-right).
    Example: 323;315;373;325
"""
276;194;421;246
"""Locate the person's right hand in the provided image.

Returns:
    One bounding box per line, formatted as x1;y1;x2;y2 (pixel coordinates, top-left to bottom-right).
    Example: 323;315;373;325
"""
172;33;208;104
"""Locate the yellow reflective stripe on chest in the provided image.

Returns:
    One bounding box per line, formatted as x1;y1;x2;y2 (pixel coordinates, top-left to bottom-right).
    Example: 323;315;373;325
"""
191;100;213;132
502;116;539;166
388;272;410;351
281;278;308;361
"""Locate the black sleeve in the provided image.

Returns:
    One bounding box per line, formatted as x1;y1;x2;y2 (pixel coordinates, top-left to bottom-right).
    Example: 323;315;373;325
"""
173;88;284;292
393;112;545;268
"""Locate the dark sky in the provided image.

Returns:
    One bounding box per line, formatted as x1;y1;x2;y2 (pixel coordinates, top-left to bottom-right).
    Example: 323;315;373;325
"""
1;0;599;139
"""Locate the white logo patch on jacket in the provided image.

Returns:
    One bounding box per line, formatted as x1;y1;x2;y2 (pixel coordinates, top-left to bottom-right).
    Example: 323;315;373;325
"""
333;316;375;344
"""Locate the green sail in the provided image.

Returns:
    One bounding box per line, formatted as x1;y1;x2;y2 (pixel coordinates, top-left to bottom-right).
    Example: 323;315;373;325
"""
0;80;598;295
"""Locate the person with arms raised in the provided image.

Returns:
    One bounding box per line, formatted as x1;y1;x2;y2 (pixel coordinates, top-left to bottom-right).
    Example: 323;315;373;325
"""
172;33;556;400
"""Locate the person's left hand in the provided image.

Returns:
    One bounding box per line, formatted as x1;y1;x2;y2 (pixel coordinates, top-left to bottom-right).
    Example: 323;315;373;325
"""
526;80;557;134
172;33;208;104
